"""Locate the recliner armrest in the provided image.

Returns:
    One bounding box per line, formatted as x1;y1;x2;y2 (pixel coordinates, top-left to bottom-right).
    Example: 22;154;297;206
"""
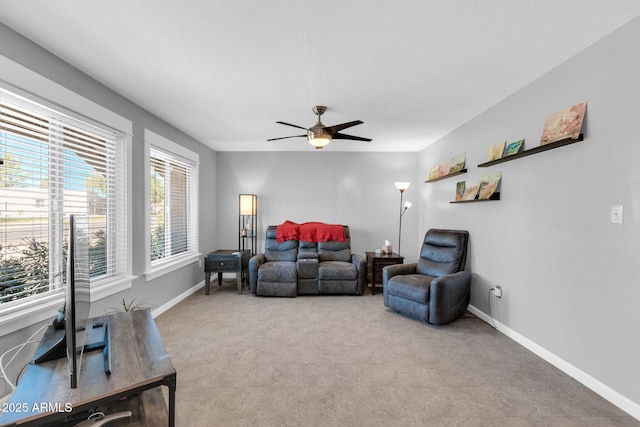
248;254;266;294
429;271;472;325
382;263;417;284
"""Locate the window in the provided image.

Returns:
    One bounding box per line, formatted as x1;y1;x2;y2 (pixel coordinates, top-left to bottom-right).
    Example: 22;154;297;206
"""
144;130;199;280
0;87;129;313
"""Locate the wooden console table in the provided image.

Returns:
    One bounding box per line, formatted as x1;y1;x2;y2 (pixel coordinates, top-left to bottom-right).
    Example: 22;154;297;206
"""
0;309;176;427
366;251;404;295
204;249;251;295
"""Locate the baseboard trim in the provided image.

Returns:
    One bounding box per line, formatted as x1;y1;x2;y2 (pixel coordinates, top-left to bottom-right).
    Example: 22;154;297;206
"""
151;280;204;318
468;304;640;421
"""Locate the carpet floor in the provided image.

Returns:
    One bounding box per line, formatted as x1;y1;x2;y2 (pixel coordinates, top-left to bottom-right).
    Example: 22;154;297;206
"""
154;281;639;426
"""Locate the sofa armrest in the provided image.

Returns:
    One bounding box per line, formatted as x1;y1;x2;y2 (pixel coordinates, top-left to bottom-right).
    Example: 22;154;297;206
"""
429;271;472;325
248;254;266;294
351;253;367;295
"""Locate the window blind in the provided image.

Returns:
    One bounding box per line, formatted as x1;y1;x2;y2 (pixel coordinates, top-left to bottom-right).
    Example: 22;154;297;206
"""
148;146;197;266
0;88;125;307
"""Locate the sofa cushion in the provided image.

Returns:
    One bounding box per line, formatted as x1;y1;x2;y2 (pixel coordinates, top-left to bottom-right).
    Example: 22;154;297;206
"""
318;261;358;280
258;262;297;283
386;274;433;303
265;248;298;262
299;240;318;250
297;247;318;259
318;245;351;262
318;280;357;295
264;227;299;262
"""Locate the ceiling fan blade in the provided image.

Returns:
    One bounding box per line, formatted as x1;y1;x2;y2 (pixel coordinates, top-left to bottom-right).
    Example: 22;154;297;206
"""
333;133;372;142
267;134;307;141
325;120;363;134
276;121;308;131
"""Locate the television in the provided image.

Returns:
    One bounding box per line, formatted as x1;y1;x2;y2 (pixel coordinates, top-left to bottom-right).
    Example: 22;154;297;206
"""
33;214;110;388
65;214;90;388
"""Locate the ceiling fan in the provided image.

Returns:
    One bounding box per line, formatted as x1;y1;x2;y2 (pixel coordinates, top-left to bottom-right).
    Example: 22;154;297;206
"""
267;106;372;149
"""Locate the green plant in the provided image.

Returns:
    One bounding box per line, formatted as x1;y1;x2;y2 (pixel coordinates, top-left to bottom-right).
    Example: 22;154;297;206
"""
0;238;52;303
106;298;154;314
150;222;166;261
89;229;107;277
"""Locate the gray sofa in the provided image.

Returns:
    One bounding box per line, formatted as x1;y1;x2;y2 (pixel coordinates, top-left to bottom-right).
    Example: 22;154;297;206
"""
249;225;366;296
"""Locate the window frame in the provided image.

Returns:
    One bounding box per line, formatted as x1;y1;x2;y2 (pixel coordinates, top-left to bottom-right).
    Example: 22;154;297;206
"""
0;57;135;337
143;129;200;281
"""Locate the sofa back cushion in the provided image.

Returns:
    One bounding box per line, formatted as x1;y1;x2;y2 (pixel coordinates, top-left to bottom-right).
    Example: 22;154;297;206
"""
318;226;351;262
265;226;298;262
416;229;468;277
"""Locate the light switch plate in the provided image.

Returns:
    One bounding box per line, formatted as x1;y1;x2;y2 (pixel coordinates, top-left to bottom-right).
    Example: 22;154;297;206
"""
610;205;623;224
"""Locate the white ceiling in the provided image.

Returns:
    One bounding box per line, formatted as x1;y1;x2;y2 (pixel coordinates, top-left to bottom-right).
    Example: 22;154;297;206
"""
1;1;639;152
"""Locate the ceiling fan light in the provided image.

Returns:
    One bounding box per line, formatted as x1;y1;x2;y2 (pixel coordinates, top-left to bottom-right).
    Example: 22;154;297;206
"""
307;130;332;149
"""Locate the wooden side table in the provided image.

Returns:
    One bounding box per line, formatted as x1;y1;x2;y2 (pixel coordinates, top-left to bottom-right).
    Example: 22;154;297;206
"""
204;249;251;294
365;251;404;295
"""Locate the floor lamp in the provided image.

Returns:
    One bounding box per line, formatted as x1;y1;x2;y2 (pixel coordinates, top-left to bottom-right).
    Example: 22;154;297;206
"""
239;194;257;255
394;182;411;255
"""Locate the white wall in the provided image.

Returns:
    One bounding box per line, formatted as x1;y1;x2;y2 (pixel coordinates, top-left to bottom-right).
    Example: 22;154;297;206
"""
215;151;420;261
419;16;640;416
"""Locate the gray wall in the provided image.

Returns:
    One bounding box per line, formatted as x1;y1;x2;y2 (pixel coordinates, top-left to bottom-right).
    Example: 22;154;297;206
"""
216;151;420;261
419;16;640;411
0;23;217;397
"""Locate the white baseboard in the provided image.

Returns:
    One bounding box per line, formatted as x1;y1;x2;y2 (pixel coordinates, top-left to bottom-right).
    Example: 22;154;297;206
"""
151;280;204;318
468;305;640;421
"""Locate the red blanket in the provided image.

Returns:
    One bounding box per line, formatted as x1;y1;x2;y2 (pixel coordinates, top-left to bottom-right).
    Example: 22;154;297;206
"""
276;221;346;242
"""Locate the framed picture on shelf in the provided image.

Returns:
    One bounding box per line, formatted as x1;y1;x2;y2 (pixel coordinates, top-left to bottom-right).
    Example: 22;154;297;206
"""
455;181;465;201
487;141;506;161
428;165;440;180
438;162;450;177
461;182;480;201
449;153;466;174
540;101;586;145
478;172;502;199
504;139;524;156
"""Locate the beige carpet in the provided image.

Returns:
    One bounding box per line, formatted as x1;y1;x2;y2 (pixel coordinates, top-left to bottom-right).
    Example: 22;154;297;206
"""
154;281;639;426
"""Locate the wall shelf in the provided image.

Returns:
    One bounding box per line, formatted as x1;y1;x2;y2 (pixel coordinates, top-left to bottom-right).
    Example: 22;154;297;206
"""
450;192;500;203
425;169;467;183
477;134;584;167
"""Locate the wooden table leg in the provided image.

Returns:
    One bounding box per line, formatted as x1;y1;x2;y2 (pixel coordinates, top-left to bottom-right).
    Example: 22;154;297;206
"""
236;270;242;294
218;272;223;287
205;272;211;295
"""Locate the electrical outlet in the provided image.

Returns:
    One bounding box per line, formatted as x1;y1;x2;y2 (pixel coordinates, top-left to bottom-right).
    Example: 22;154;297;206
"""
492;285;502;298
610;205;623;224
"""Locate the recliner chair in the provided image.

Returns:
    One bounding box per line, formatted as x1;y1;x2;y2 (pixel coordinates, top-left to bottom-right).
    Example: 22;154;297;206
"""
383;229;471;325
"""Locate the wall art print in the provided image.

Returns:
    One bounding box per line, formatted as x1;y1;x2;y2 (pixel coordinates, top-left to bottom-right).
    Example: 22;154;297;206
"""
487;141;506;161
448;153;466;174
540;102;586;145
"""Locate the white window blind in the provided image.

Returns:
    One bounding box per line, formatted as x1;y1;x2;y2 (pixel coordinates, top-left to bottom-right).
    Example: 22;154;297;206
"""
0;88;126;307
145;130;198;277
